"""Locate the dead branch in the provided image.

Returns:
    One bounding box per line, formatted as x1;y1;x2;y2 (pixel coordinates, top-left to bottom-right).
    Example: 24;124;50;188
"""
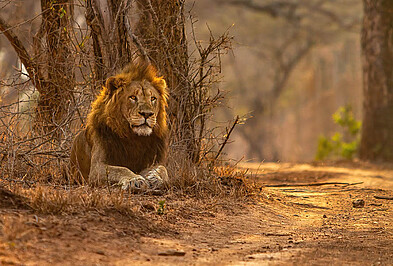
124;15;150;64
374;195;393;200
222;0;297;18
214;116;240;161
222;0;359;30
0;15;43;92
264;181;363;187
272;38;314;100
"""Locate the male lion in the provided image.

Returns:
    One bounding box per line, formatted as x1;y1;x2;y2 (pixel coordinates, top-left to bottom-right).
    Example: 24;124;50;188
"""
70;62;169;191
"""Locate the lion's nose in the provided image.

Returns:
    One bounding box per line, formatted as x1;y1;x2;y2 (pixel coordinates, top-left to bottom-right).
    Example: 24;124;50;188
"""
139;111;154;119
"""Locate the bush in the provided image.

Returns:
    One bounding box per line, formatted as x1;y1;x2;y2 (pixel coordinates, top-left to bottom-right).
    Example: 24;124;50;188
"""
315;105;361;160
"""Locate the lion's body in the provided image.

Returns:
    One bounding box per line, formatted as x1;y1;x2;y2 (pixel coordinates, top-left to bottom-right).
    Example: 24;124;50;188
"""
70;129;91;181
70;62;169;190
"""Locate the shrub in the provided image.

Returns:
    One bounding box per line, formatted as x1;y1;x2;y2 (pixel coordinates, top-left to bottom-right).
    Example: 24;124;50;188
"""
315;105;361;160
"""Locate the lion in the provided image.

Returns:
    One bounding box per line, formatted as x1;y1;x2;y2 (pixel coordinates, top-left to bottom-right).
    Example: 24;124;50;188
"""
70;62;169;192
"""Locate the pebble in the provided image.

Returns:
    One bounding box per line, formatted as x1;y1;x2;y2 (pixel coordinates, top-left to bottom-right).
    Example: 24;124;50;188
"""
353;199;365;208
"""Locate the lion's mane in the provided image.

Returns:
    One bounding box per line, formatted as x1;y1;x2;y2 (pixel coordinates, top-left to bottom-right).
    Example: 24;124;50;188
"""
70;62;169;180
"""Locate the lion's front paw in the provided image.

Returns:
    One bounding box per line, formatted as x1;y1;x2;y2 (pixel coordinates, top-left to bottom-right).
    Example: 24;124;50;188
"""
143;165;169;190
119;175;148;192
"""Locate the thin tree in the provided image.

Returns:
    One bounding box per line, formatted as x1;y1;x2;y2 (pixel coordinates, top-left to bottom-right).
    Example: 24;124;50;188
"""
0;0;75;133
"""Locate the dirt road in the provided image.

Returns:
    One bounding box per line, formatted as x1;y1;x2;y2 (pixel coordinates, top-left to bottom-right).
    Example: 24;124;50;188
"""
1;162;392;265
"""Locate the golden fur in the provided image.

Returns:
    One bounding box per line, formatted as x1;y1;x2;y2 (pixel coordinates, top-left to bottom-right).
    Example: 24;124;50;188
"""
70;62;169;190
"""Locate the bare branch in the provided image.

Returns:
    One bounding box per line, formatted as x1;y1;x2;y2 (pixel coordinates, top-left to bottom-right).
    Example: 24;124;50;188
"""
272;39;314;99
124;15;150;64
222;0;359;30
221;0;298;19
214;116;240;161
0;15;43;92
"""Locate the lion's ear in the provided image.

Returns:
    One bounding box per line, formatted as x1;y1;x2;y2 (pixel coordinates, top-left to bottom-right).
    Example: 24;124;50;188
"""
105;77;123;93
155;77;167;93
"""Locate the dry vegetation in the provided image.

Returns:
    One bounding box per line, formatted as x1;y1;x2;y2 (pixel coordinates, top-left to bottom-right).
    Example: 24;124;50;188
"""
0;1;244;192
0;4;255;261
2;1;392;265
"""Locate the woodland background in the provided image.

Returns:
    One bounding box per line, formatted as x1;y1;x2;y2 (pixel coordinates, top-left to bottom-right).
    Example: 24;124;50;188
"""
0;0;391;168
195;0;363;162
1;2;393;265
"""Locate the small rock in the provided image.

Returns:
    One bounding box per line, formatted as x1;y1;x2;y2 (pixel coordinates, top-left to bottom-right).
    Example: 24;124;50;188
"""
158;249;186;256
323;214;327;218
353;199;365;208
95;250;105;255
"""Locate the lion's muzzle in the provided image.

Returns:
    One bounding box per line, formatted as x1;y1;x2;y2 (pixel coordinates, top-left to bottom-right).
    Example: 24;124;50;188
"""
130;114;156;136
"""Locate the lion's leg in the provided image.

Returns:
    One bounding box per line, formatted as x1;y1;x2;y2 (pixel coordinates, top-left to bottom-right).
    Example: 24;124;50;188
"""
90;165;149;192
89;145;149;192
140;165;169;190
107;165;150;191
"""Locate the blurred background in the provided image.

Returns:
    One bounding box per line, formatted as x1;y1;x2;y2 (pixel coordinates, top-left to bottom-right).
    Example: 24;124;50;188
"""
0;0;364;163
191;0;363;162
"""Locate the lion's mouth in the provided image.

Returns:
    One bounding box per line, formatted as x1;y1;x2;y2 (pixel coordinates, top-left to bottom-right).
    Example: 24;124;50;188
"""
132;122;152;128
131;122;153;136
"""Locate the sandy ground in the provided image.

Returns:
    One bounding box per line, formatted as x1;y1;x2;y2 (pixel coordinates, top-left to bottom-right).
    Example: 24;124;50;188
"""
1;161;392;265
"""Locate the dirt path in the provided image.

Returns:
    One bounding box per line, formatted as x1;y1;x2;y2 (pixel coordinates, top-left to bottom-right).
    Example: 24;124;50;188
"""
1;162;393;265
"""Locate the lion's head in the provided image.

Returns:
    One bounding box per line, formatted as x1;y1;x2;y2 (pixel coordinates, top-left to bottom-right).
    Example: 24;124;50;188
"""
88;62;168;139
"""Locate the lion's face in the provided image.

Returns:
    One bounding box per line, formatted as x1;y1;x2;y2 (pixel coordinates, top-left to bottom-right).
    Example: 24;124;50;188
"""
120;80;161;136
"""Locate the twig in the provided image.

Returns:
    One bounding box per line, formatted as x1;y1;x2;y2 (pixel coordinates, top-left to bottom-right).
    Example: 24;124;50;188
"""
0;15;43;92
374;195;393;200
264;181;363;187
214;116;239;161
124;15;150;64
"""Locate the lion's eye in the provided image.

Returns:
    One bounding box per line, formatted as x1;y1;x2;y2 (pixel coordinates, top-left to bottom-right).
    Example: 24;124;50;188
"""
151;96;157;102
129;95;137;101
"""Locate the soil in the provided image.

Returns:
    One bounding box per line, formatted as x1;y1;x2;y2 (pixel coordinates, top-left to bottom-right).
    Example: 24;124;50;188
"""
1;161;393;265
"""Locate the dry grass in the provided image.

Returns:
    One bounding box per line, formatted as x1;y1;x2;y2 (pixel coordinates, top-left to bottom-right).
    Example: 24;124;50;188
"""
166;149;252;199
0;138;253;218
25;186;135;215
0;0;251;222
0;153;253;218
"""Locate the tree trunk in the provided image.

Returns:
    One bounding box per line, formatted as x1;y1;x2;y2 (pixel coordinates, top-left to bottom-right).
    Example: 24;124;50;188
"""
85;0;132;84
359;0;393;161
85;0;205;162
135;0;200;161
34;0;75;133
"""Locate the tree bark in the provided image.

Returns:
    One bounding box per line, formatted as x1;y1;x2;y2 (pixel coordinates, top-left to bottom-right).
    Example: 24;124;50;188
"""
135;0;199;161
85;0;132;84
359;0;393;161
0;1;75;133
34;0;75;133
